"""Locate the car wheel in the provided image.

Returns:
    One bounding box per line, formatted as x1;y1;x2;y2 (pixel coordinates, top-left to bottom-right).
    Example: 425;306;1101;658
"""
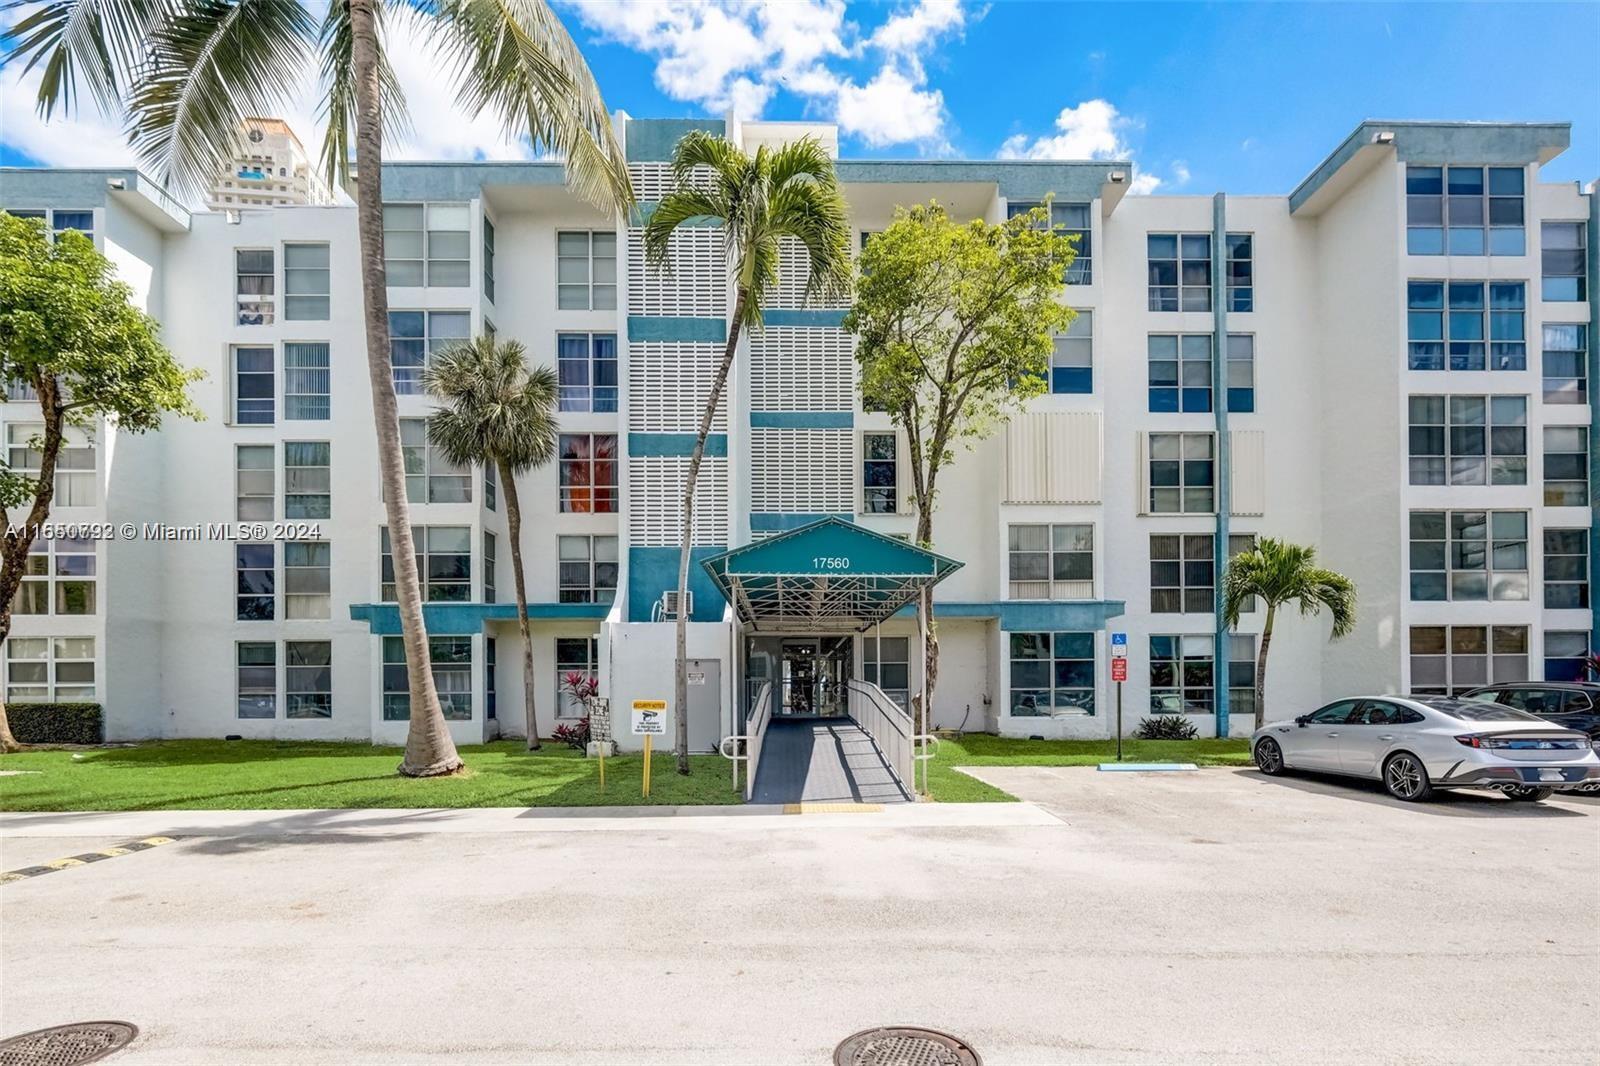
1383;752;1432;802
1503;786;1555;802
1254;737;1287;775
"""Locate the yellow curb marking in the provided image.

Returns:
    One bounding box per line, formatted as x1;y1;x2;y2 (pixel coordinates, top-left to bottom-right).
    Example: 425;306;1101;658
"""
782;802;885;815
1;835;180;885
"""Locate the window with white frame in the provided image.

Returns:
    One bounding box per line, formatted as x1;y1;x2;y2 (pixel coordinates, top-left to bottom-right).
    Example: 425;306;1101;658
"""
5;207;93;244
1543;529;1588;610
1226;334;1255;412
862;636;910;708
236;640;276;719
1544;631;1593;682
557;333;619;412
284;342;330;419
1008;524;1092;599
484;463;497;512
236;444;274;520
1148;334;1212;412
383;636;472;720
284;542;331;619
1406;395;1527;486
232;345;275;424
1149;635;1213;713
1150;533;1214;613
1543;426;1589;506
15;536;95;616
1541;222;1586;302
557;231;618;309
6;636;94;702
482;215;496;303
1408;510;1528;602
236;543;275;620
284;441;330;519
1542;325;1587;405
483;530;496;603
387;310;469;394
1227;634;1258;722
6;423;95;507
382;202;470;287
1147;432;1215;514
1009;201;1092;284
1226;233;1253;311
1051;311;1092;394
1405;165;1525;256
381;526;470;602
558;535;618;604
1009;632;1095;716
286;640;333;718
861;432;897;513
1409;625;1528;695
555;637;599;718
283;243;330;320
235;249;274;325
558;434;618;513
399;418;470;503
1406;281;1526;371
1147;233;1211;312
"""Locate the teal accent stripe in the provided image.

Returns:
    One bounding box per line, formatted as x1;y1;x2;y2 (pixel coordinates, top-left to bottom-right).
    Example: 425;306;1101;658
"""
628;546;726;622
749;411;853;429
349;602;608;635
628;203;722;227
888;599;1127;631
625;118;725;163
1587;184;1599;648
1211;192;1232;738
762;309;848;328
628;432;727;458
749;512;852;532
627;316;727;343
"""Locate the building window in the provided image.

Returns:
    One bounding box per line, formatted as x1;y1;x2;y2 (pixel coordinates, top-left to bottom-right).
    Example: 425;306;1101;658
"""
388;310;469;395
1405;165;1525;256
1228;634;1258;722
284;342;330;419
1148;432;1214;514
1410;625;1528;695
284;441;331;519
484;463;497;512
1051;311;1092;394
1149;635;1212;714
381;525;471;602
557;333;619;412
236;543;275;620
1408;510;1528;602
1226;334;1255;412
15;537;96;616
232;345;275;424
861;432;897;513
284;542;331;619
482;531;496;603
1406;395;1526;486
1226;233;1253;311
6;636;94;702
862;636;910;708
558;535;619;604
1540;222;1586;302
1148;334;1211;413
482;215;496;303
399;418;470;503
236;444;274;520
1007;524;1093;599
1542;325;1587;405
286;640;332;718
1543;530;1589;610
1009;632;1095;717
1406;280;1525;371
1150;533;1214;613
557;231;617;310
1009;201;1093;285
486;637;498;721
382;202;469;287
235;249;274;325
283;243;330;320
1544;631;1593;682
1543;426;1589;506
5;208;94;245
558;434;618;513
383;636;472;720
1147;233;1211;312
5;423;95;507
235;642;276;718
555;637;599;718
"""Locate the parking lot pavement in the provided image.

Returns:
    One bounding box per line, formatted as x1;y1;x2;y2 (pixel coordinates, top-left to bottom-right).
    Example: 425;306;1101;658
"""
2;772;1597;1065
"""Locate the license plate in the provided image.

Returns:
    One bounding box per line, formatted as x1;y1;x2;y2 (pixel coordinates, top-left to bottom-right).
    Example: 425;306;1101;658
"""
1539;769;1565;782
1520;767;1572;783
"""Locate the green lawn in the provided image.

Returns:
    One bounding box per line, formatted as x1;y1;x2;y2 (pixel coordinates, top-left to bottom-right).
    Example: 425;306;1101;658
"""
925;733;1254;802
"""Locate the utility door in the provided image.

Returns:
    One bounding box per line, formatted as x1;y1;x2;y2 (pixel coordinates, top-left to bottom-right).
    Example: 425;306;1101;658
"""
686;659;722;753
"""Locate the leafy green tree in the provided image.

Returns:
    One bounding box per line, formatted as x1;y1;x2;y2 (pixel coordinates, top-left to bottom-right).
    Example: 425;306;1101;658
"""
9;0;633;775
423;336;558;752
0;214;201;752
643;132;852;773
845;203;1077;729
1222;537;1357;731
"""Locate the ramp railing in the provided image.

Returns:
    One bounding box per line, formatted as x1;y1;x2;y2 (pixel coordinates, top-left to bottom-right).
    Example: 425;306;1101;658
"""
846;678;915;795
720;681;773;801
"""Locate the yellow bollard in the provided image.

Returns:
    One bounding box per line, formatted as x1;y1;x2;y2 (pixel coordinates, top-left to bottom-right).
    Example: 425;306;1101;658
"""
598;748;606;791
642;734;652;797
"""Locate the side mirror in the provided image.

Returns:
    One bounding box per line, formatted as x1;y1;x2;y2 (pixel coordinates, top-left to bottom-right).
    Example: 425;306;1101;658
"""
1295;715;1311;727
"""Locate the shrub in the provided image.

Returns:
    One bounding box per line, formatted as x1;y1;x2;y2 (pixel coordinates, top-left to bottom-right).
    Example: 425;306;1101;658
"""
552;716;592;751
8;702;104;744
1134;714;1198;741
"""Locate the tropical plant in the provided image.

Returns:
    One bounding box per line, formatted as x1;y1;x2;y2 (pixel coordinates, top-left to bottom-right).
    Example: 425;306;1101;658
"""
423;336;558;751
8;0;634;775
1134;714;1199;741
845;202;1078;731
0;214;201;752
551;715;590;751
1222;537;1357;732
642;131;853;774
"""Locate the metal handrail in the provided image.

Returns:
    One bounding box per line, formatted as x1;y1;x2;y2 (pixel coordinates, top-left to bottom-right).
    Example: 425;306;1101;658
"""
718;681;773;801
846;678;916;795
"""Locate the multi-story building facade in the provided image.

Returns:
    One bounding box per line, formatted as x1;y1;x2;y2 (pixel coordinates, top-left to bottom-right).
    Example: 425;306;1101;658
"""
1;116;1594;750
206;118;334;211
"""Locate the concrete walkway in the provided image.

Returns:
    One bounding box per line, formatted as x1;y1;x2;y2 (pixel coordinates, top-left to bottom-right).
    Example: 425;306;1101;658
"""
749;717;911;804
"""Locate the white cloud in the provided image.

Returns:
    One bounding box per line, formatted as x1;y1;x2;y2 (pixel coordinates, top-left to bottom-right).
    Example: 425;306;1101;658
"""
999;98;1177;195
1127;173;1163;195
1171;160;1191;186
835;66;946;148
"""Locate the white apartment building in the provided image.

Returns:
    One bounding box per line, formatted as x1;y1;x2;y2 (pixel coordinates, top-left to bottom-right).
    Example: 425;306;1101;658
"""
206;118;334;211
0;116;1594;754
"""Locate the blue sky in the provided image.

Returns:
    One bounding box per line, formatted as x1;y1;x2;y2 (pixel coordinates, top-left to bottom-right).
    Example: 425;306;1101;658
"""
4;1;1597;196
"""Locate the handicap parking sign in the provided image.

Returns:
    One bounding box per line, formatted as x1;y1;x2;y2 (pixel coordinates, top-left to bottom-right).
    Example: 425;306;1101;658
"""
1111;632;1127;646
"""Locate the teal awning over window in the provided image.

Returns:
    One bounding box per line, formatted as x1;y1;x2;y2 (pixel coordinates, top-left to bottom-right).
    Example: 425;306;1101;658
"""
701;517;962;632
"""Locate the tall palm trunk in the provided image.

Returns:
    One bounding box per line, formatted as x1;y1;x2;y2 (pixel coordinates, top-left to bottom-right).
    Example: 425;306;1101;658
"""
1252;602;1276;735
674;287;747;774
912;479;940;736
349;0;460;777
497;458;540;750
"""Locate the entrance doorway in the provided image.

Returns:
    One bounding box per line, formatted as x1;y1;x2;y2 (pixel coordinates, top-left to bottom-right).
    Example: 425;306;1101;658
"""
777;637;851;717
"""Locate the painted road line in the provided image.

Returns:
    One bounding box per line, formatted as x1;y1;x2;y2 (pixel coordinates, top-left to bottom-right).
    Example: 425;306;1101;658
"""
0;836;179;885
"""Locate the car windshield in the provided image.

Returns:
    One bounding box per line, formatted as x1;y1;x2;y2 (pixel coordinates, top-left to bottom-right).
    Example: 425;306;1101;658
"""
1417;698;1542;722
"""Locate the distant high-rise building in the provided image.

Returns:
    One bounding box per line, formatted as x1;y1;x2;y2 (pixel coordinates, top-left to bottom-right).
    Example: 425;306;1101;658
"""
206;117;333;210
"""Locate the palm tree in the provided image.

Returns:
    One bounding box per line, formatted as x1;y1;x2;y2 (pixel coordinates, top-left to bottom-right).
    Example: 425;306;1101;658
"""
1222;537;1357;732
642;132;852;774
9;0;633;776
423;336;557;752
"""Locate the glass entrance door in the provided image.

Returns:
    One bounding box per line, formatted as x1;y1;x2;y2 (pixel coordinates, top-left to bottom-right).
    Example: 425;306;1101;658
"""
780;641;818;717
778;638;852;717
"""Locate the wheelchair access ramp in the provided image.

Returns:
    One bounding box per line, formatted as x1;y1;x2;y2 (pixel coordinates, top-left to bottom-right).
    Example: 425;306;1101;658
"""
748;717;912;804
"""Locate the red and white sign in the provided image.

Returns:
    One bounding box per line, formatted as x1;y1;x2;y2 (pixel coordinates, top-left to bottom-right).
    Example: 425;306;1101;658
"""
1110;658;1128;683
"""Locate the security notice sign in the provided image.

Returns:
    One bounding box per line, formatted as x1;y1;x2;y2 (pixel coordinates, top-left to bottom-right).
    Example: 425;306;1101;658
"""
631;700;668;735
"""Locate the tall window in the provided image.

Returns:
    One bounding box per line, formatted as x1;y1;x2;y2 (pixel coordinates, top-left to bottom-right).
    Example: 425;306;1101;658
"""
15;537;95;616
6;636;94;702
399;418;470;503
1541;222;1586;302
236;543;275;620
284;542;331;619
482;215;496;302
388;310;469;394
283;243;330;320
862;636;910;708
1227;635;1258;723
1008;524;1093;599
6;424;94;507
555;637;599;718
232;346;275;424
1148;432;1215;514
1542;325;1587;405
381;526;471;602
1544;631;1593;682
1406;281;1525;371
1404;165;1525;255
235;249;274;325
1406;395;1526;485
861;432;897;513
557;231;618;309
286;641;333;718
1543;426;1589;506
383;202;469;286
1051;311;1092;394
284;442;331;518
1408;510;1528;602
383;636;472;720
1410;625;1528;695
1147;334;1210;413
236;445;274;520
1150;533;1214;613
558;535;619;604
558;434;618;513
1226;334;1255;412
236;642;276;718
1009;201;1093;285
483;530;497;603
284;342;330;419
484;463;497;512
1543;530;1589;610
1009;632;1095;717
557;333;619;412
1149;635;1212;713
1147;233;1211;312
1226;233;1253;311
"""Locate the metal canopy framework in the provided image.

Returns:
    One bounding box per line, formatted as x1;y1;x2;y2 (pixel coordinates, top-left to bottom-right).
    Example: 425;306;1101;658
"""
701;518;963;632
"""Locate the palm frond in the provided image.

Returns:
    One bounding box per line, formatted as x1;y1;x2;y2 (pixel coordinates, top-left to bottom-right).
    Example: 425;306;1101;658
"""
1222;537;1357;639
768;180;852;304
2;0;170;118
316;0;411;191
421;335;560;473
641;188;725;270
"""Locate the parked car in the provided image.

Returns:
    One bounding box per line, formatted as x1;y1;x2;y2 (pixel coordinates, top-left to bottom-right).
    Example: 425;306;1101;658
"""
1250;695;1600;802
1461;682;1600;743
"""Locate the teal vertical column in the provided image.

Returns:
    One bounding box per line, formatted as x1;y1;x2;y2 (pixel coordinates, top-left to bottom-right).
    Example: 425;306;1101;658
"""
1587;184;1599;653
1211;193;1232;737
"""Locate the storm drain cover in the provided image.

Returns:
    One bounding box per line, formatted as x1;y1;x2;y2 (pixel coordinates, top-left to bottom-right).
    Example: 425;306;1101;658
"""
0;1022;138;1066
834;1026;981;1066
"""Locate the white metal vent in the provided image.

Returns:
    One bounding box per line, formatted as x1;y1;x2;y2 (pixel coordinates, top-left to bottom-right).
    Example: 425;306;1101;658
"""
626;227;727;318
749;428;853;514
748;327;855;412
628;455;729;547
627;342;729;432
629;163;714;202
770;236;848;310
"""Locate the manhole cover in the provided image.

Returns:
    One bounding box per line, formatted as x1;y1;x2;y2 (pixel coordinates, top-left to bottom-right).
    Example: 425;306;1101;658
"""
834;1026;981;1066
0;1022;138;1066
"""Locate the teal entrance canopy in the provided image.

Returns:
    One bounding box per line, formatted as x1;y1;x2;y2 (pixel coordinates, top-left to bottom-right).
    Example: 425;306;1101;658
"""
701;517;963;632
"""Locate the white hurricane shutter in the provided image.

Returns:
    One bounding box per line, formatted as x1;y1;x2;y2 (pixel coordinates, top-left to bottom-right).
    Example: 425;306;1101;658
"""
1004;411;1102;504
1229;429;1267;516
1135;432;1150;517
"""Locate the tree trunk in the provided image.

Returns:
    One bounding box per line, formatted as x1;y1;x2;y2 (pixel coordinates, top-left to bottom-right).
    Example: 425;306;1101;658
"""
674;288;747;775
1254;603;1276;734
349;0;460;777
913;499;938;735
498;458;540;751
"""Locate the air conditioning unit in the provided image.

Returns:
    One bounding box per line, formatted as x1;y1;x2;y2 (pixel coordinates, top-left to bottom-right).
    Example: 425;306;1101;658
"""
658;590;693;620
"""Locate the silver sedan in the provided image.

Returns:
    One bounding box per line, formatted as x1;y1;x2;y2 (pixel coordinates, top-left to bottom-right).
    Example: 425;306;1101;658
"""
1251;694;1600;802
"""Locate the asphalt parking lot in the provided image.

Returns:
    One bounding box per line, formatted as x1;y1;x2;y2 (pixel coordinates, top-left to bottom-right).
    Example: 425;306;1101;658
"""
1;768;1596;1065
